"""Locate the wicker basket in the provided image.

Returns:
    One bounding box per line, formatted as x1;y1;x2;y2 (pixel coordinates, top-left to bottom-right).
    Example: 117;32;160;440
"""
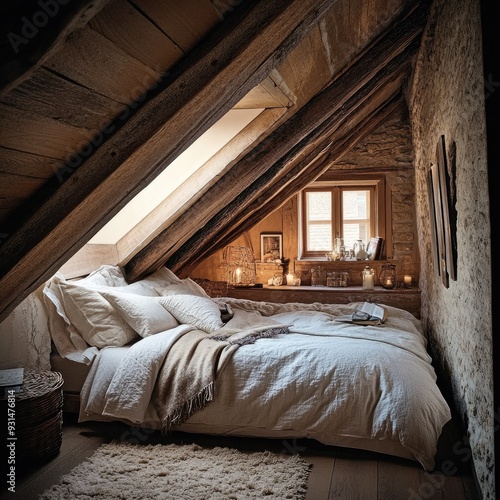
3;371;64;463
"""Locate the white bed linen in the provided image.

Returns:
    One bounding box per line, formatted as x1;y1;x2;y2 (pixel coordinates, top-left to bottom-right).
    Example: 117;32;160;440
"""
79;300;451;470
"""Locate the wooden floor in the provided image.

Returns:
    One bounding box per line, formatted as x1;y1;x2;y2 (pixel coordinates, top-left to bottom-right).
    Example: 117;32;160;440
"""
4;413;480;500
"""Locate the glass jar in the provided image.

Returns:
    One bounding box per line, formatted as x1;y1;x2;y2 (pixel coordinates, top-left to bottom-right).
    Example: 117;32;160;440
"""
354;240;367;260
340;271;349;287
311;267;325;286
334;237;344;255
362;266;375;290
272;273;283;286
379;264;396;289
326;272;336;287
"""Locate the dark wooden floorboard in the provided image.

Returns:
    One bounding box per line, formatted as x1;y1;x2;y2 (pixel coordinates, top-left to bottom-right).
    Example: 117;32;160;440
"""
1;413;480;500
305;455;334;499
378;460;421;499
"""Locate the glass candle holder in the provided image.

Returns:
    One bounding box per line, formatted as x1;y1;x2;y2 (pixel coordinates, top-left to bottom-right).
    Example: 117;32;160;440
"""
362;266;375;290
379;264;396;290
404;275;412;288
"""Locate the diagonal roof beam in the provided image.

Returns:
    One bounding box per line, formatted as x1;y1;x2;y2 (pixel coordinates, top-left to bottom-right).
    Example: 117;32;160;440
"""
0;0;335;322
185;95;405;275
125;0;429;281
167;71;408;275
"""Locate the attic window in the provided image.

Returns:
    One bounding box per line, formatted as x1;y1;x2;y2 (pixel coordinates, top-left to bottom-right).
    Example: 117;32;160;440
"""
299;179;386;259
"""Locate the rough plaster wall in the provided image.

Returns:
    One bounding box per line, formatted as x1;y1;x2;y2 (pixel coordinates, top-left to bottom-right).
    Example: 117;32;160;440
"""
0;285;51;373
407;0;493;497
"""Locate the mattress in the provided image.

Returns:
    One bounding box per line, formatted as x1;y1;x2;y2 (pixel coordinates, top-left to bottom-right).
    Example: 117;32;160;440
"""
50;354;91;394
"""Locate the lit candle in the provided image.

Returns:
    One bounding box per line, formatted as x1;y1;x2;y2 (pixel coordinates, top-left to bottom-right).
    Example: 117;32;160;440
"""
404;275;412;288
286;273;294;285
235;268;242;283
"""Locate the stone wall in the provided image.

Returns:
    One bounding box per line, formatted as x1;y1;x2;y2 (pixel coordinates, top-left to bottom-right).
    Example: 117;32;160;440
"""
328;106;419;278
407;0;493;497
192;106;420;286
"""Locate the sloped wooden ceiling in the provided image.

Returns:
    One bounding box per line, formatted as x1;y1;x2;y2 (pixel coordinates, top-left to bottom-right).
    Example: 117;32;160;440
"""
0;0;431;321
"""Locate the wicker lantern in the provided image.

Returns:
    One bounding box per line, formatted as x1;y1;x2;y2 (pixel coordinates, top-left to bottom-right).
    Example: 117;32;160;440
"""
221;246;257;286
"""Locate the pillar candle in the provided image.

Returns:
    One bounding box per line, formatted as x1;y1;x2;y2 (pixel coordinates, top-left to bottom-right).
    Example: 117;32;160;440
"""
363;273;374;290
286;273;294;285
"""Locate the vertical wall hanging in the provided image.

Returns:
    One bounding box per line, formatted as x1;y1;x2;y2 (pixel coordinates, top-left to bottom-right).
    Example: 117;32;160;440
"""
428;135;457;287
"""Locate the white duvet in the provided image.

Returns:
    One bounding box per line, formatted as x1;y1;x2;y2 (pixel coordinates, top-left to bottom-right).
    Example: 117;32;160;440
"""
79;300;451;470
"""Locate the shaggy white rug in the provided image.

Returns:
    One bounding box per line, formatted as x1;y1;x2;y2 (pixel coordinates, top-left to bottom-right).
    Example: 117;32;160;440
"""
39;441;311;499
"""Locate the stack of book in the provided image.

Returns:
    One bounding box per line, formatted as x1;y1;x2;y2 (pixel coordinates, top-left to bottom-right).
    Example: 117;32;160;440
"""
0;367;24;398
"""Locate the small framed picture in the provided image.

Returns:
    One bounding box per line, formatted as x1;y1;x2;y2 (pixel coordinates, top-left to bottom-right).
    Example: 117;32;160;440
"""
260;233;283;262
366;237;383;260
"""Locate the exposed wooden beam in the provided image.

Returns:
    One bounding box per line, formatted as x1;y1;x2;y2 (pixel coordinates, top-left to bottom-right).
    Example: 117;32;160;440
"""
200;96;405;270
168;80;406;275
125;1;429;281
0;0;111;97
0;0;334;322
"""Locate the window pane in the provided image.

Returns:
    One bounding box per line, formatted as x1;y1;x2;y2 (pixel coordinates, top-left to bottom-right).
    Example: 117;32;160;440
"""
301;183;379;259
307;192;331;221
343;223;369;250
308;224;332;250
343;190;368;219
342;190;370;249
306;191;332;251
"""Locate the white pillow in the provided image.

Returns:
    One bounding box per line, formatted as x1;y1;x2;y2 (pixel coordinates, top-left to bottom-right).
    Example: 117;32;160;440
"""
158;295;224;333
110;267;186;297
182;277;210;297
156;281;206;297
57;281;139;348
100;291;179;337
141;267;182;287
73;265;128;287
112;281;160;297
43;267;184;353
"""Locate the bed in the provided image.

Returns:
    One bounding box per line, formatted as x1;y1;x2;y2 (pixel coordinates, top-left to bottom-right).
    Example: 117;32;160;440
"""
44;265;451;471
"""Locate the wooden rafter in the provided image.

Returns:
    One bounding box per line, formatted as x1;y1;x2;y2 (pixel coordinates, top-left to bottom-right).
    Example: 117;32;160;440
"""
0;0;335;322
125;1;429;281
168;78;407;275
183;95;405;275
0;0;111;97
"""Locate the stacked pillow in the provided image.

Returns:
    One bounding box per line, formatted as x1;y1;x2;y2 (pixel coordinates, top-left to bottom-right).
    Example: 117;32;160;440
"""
101;292;179;339
43;265;218;362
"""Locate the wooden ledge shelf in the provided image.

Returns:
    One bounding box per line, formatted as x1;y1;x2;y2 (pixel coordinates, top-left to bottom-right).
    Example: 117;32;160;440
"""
227;285;421;319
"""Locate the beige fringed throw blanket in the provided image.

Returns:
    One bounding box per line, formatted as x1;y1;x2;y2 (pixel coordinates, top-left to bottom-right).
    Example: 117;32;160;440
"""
152;309;288;434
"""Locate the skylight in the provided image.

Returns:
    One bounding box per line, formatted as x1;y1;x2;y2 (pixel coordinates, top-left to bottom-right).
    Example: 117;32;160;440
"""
89;108;264;245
